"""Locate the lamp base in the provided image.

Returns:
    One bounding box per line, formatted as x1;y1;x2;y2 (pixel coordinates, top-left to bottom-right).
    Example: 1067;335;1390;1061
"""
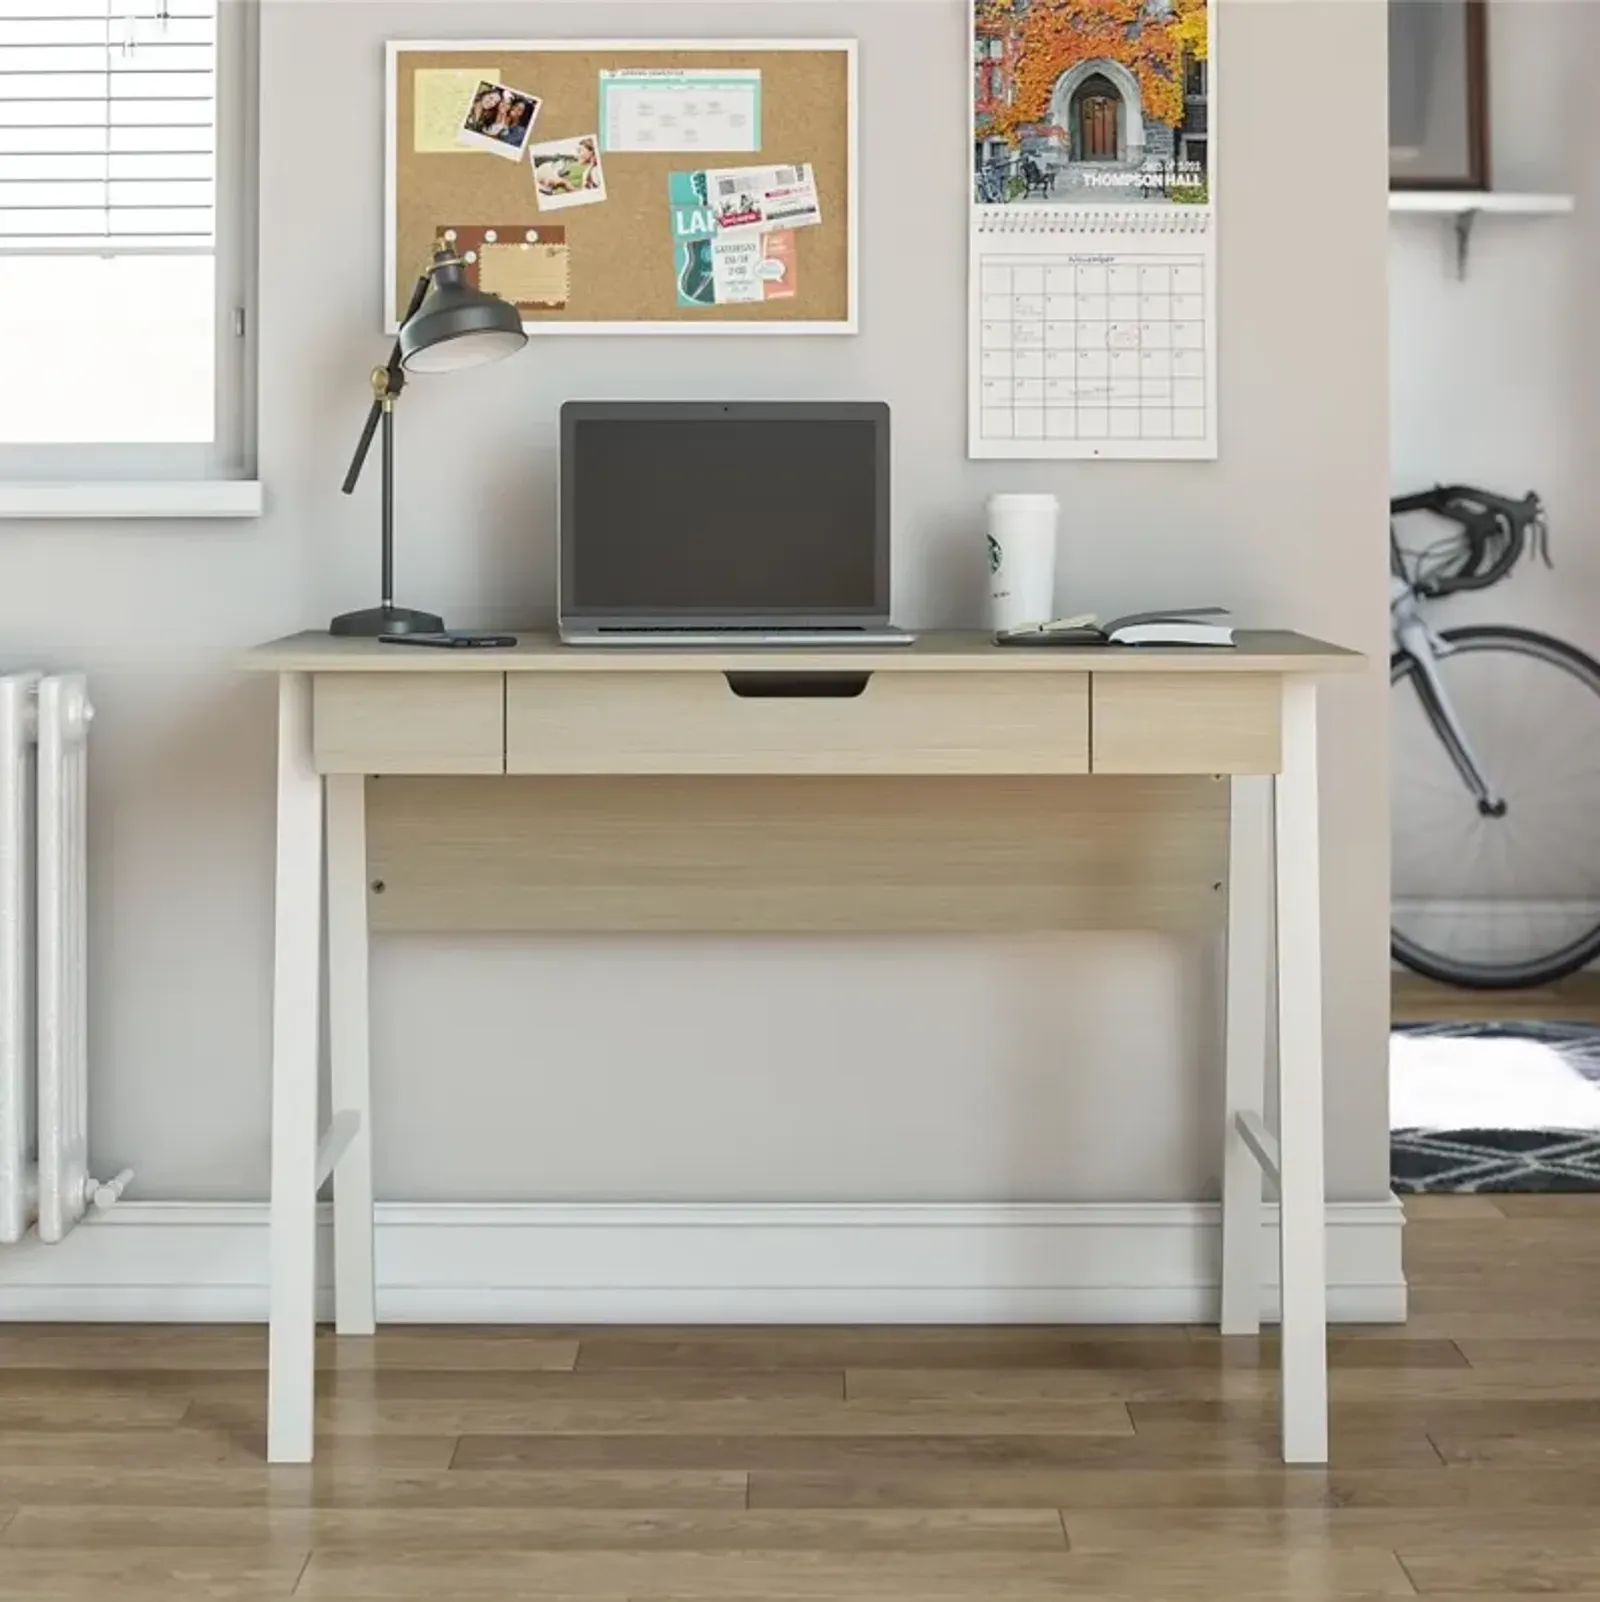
329;603;445;637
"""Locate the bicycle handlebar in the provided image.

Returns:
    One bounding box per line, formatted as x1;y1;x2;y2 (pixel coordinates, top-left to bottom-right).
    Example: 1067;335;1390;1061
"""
1391;485;1538;522
1390;483;1547;598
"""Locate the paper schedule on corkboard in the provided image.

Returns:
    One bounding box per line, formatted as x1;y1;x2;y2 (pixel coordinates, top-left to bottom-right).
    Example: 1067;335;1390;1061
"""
387;40;857;334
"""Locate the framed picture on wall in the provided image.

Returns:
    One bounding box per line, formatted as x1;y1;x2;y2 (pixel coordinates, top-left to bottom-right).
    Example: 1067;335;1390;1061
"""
1389;0;1489;190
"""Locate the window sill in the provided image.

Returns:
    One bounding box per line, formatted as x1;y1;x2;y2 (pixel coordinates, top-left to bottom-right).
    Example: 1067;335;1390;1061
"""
0;480;264;520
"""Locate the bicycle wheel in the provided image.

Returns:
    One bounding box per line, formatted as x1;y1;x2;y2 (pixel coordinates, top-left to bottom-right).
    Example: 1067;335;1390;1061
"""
1392;624;1600;988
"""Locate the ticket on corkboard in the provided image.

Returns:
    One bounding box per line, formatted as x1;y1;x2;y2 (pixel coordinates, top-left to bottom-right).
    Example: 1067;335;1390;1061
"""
441;224;569;311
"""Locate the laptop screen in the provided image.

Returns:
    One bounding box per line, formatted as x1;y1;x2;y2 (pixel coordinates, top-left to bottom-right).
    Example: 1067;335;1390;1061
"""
561;403;889;621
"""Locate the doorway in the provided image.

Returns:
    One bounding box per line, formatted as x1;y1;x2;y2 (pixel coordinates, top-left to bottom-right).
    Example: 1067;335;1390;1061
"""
1073;75;1120;160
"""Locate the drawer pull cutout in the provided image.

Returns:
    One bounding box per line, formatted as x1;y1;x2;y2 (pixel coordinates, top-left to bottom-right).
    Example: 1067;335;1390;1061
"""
722;672;871;700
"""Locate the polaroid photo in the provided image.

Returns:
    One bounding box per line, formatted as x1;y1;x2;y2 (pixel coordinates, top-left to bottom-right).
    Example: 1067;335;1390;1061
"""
529;134;608;210
458;80;542;162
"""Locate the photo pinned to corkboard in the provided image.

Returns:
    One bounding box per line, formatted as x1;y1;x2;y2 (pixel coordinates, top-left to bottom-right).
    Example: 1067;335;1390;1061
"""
457;80;543;161
529;133;606;211
443;224;569;312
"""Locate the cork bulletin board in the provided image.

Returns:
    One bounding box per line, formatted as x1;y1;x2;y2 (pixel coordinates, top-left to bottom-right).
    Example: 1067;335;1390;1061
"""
386;40;858;334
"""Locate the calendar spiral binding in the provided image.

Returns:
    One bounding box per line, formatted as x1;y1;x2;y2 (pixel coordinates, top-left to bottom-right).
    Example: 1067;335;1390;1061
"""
974;208;1210;236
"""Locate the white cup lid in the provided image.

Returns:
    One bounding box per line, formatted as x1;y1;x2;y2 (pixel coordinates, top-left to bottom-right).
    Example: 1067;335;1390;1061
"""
986;493;1059;509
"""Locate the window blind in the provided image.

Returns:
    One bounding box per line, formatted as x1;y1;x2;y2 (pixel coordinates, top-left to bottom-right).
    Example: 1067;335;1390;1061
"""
0;0;216;253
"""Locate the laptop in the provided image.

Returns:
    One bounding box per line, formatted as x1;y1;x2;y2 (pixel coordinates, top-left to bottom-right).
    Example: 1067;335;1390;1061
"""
558;401;913;646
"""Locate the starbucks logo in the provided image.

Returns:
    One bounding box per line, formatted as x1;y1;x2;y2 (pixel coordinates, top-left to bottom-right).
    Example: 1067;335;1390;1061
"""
987;534;1001;575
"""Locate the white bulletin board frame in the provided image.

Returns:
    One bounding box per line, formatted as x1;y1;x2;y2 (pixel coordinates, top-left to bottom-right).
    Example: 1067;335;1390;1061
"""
385;38;860;336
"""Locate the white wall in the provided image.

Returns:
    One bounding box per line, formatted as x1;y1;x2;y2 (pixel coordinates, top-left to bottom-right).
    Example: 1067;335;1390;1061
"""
1389;0;1600;931
0;0;1392;1209
1390;0;1600;658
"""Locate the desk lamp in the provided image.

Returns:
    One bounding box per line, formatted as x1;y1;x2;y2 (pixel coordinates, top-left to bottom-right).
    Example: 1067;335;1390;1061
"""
332;242;528;636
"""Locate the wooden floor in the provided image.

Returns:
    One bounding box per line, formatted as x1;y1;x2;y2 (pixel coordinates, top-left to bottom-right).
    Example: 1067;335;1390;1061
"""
1393;970;1600;1023
2;1196;1599;1598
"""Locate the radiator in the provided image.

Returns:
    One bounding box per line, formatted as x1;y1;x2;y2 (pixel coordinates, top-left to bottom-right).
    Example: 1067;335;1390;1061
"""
0;673;130;1245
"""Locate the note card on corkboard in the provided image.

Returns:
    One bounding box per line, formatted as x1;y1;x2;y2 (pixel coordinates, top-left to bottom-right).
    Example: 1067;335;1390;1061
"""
443;225;569;311
412;67;495;153
387;39;857;334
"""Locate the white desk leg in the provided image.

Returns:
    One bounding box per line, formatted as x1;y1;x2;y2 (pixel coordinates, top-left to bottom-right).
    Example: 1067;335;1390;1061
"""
268;673;323;1464
1221;775;1271;1336
327;774;375;1338
1275;678;1329;1465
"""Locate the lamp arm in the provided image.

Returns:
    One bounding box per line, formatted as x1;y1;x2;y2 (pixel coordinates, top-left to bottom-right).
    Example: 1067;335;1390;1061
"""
340;394;384;497
340;267;433;497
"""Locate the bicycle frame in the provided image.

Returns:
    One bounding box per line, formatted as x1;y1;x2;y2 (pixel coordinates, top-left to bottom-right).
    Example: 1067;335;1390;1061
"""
1391;575;1507;814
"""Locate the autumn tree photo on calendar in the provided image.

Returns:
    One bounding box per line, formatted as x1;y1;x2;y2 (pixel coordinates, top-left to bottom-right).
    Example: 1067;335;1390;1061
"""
973;0;1209;206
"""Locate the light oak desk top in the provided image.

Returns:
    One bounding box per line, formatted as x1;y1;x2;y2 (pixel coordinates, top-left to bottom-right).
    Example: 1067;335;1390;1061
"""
245;629;1358;784
244;628;1361;675
251;626;1361;1470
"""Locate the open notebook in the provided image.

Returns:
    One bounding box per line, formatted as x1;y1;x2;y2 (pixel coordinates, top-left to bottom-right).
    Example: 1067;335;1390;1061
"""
995;608;1235;648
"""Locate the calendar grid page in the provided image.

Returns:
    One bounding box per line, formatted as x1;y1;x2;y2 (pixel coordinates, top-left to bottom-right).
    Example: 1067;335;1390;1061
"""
967;220;1218;461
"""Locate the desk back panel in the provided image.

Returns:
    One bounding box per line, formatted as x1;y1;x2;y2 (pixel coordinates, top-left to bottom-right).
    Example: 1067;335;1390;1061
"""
365;775;1229;935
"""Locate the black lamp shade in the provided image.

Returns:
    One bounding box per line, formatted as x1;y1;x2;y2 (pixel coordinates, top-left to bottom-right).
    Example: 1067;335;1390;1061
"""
398;259;527;375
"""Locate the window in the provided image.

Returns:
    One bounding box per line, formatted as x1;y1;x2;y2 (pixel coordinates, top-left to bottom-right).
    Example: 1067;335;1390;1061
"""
0;0;255;494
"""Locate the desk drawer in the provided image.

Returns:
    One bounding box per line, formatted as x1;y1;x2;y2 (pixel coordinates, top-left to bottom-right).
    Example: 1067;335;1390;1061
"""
1092;673;1281;774
506;671;1088;775
312;673;505;774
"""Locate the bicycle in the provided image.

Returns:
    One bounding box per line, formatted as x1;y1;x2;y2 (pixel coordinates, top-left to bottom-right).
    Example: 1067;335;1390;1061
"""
973;155;1036;205
1390;484;1600;989
974;158;1008;204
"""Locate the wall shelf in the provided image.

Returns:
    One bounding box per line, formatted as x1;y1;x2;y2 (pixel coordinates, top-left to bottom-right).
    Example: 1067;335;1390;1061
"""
1389;191;1576;277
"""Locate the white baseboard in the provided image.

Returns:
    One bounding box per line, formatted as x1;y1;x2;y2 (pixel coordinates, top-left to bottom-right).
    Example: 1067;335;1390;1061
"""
0;1199;1406;1324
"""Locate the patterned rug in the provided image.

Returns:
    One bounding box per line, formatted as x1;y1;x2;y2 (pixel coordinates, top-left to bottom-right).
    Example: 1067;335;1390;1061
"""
1391;1021;1600;1193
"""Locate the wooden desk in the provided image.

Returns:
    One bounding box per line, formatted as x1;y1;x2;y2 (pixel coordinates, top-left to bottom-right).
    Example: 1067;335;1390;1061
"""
244;629;1361;1466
